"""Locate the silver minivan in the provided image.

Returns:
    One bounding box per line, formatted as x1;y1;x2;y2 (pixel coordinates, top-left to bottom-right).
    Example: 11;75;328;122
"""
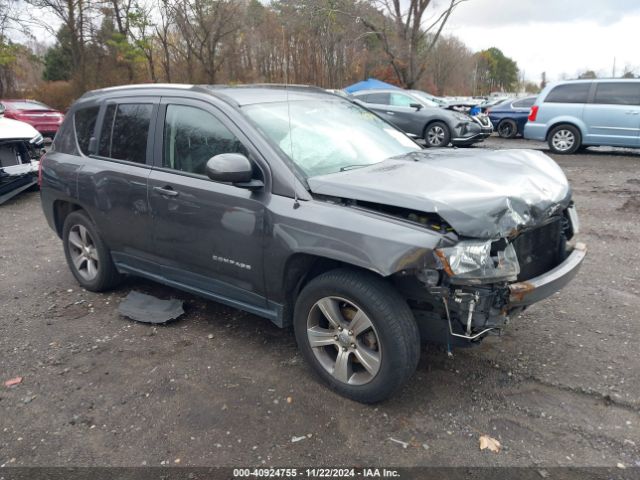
524;79;640;153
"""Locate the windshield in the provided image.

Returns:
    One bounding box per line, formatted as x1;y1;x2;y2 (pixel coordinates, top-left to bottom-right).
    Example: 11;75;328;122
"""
410;91;444;107
242;99;420;177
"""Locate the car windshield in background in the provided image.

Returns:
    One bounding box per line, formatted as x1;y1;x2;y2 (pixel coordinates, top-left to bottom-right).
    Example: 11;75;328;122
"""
410;92;442;107
242;99;419;177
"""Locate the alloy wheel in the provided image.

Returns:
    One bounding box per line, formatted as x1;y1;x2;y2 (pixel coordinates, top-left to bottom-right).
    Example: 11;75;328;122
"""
68;224;99;281
306;296;382;385
427;125;446;146
551;129;575;152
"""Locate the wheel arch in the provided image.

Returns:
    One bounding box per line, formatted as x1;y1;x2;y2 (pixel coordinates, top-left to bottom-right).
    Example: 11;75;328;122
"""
279;253;392;328
544;119;586;142
52;200;84;238
422;118;450;138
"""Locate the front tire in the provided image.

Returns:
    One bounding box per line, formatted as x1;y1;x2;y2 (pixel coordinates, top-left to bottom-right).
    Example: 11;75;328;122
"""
62;210;122;292
548;124;581;154
424;121;451;148
293;269;420;403
497;119;518;138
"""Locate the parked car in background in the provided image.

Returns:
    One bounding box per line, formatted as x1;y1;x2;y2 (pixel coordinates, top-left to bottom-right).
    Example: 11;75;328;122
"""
479;96;511;113
525;79;640;153
0;103;44;204
40;84;585;402
0;99;65;139
487;96;537;138
351;89;492;147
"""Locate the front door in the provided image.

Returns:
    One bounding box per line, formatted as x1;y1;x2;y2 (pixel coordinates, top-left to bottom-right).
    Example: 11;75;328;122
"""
148;98;268;310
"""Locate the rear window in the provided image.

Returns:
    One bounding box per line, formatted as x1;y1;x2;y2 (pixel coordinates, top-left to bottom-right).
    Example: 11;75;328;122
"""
4;100;51;110
593;82;640;106
545;83;590;104
98;103;152;164
74;106;99;155
512;98;536;108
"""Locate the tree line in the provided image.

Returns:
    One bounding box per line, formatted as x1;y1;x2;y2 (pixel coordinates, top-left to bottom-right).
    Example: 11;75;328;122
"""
0;0;527;108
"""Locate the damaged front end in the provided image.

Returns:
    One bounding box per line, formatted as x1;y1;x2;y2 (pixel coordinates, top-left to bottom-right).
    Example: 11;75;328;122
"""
0;136;44;205
399;206;586;346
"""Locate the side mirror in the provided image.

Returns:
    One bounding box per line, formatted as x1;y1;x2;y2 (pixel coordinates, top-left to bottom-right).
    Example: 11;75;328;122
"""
410;103;423;111
0;103;5;116
205;153;263;190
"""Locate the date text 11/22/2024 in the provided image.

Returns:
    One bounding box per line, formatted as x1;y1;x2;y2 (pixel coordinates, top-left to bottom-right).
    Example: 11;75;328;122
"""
233;468;401;478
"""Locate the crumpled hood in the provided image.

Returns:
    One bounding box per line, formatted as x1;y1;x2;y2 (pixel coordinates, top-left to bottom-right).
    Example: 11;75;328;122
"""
0;117;40;140
307;148;572;239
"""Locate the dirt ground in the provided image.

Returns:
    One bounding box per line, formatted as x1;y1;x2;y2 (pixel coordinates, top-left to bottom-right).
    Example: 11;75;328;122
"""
0;136;639;468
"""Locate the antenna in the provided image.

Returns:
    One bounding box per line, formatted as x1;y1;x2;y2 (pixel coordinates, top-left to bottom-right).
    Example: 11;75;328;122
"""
283;26;300;210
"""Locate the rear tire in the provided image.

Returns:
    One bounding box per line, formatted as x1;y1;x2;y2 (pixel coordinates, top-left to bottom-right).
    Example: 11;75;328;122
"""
424;121;451;148
62;210;122;292
548;124;581;154
293;268;420;403
497;119;518;138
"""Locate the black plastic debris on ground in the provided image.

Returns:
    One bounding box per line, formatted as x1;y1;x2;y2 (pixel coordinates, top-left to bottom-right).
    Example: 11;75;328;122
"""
118;291;184;324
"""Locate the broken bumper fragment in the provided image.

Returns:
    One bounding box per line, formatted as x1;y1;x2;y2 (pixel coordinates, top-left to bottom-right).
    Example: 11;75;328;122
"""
508;242;587;307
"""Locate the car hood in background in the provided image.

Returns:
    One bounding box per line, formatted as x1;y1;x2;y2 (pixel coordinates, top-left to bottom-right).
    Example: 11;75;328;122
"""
0;116;41;140
307;149;571;239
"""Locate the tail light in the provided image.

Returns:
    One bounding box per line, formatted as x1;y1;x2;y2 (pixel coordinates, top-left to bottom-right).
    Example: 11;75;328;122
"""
528;106;539;122
38;152;46;187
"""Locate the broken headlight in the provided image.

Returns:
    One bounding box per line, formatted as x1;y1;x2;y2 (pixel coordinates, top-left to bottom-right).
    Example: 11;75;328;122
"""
435;240;520;284
30;133;44;147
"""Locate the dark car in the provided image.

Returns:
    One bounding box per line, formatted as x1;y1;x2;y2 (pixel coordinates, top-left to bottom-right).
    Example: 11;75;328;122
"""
350;89;492;147
0;99;65;138
40;84;586;403
488;96;537;138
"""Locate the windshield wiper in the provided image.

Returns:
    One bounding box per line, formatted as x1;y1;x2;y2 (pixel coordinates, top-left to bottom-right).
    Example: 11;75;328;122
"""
339;164;371;172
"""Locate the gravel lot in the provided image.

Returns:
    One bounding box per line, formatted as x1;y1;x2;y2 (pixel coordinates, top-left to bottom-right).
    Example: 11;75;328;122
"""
0;136;639;468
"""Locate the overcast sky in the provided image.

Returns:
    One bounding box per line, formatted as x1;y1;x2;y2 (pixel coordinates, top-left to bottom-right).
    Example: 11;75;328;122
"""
443;0;640;83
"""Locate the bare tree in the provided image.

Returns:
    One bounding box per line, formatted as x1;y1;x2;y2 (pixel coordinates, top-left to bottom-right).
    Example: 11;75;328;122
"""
358;0;467;88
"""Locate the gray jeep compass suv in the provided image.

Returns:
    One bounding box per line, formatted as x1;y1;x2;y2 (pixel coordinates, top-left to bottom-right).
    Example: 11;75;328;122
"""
40;84;586;403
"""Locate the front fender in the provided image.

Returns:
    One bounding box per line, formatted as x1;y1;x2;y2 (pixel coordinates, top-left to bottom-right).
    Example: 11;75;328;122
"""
263;196;454;303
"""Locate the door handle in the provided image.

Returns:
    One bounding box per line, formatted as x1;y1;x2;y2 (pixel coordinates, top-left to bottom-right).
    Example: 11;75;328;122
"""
385;111;395;115
153;186;179;197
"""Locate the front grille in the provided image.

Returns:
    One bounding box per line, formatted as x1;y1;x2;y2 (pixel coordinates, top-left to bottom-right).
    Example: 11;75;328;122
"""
511;218;566;281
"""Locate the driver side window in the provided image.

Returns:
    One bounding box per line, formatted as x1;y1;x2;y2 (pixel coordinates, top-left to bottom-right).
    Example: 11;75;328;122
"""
163;104;248;176
389;93;417;107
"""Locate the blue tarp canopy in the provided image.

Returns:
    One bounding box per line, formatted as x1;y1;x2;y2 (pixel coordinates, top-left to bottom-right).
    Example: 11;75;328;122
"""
343;78;401;94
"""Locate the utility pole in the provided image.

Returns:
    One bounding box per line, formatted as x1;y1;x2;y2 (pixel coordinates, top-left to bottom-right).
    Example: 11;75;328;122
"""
612;57;616;78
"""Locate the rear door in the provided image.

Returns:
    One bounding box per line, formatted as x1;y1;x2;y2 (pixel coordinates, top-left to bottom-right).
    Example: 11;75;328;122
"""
582;82;640;147
148;97;268;309
77;98;159;271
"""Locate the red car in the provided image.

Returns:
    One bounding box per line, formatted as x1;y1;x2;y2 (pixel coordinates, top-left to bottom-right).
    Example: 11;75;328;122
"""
0;99;65;138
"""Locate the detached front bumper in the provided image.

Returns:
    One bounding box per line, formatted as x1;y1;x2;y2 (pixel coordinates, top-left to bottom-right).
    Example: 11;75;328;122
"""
508;242;587;307
452;119;493;146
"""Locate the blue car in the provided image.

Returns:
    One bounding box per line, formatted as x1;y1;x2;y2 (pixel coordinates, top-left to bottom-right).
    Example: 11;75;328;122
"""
488;96;536;138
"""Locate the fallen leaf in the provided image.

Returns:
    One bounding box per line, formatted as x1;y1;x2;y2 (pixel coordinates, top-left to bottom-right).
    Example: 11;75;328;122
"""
479;434;501;453
4;377;23;387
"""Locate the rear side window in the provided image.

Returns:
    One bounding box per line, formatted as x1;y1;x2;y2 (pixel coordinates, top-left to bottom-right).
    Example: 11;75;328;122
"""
52;117;78;155
74;106;99;155
512;98;535;108
98;103;152;164
593;82;640;106
360;92;390;105
545;84;590;103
